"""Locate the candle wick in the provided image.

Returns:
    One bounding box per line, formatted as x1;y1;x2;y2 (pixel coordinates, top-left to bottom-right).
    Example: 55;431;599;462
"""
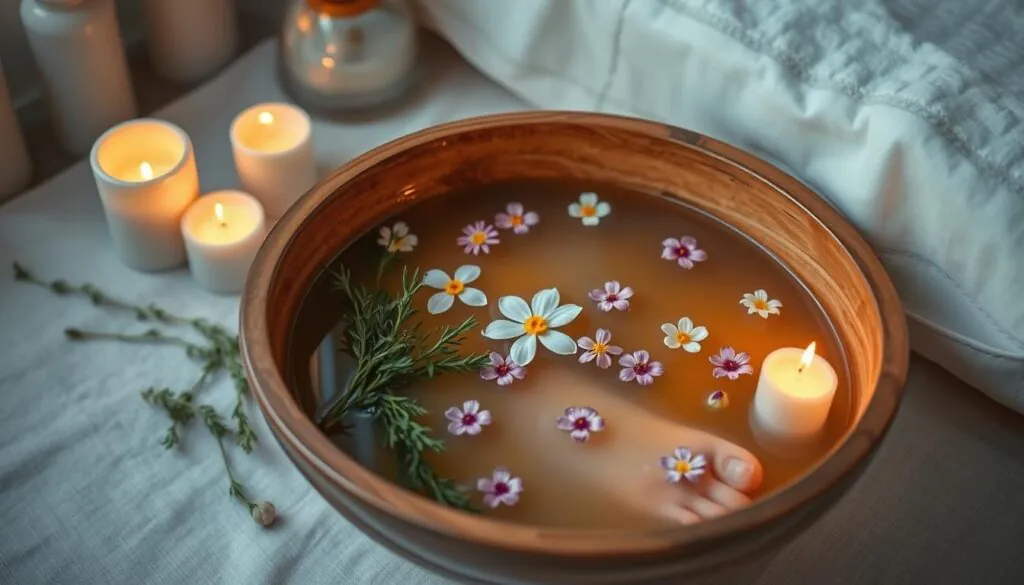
797;364;805;374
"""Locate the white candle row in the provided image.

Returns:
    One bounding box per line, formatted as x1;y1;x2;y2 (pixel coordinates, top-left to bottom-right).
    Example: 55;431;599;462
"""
89;103;316;294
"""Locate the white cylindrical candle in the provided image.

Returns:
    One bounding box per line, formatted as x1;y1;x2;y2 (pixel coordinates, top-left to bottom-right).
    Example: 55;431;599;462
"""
90;118;199;271
0;61;32;197
229;103;317;218
752;342;838;436
143;0;239;85
181;190;266;294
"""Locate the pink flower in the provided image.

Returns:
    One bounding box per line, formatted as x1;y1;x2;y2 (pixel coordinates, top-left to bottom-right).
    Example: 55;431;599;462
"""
444;400;492;436
709;347;754;380
457;221;500;255
618;350;664;386
477;467;523;508
479;352;526;386
588;280;633;312
661;236;707;269
556;406;605;443
577;328;623;369
495;202;539;235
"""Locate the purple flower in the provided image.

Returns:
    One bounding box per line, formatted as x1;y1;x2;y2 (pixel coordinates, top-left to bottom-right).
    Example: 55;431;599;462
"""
577;328;623;369
661;236;708;269
477;467;523;508
457;221;500;255
479;352;526;386
660;447;707;483
618;350;664;386
706;389;730;410
495;202;539;235
709;347;754;380
444;400;492;436
556;406;605;443
588;280;634;312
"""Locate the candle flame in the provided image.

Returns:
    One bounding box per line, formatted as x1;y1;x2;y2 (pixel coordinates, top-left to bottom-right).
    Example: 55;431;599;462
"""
139;161;154;180
799;342;817;372
257;111;274;125
321;56;336;69
214;203;226;226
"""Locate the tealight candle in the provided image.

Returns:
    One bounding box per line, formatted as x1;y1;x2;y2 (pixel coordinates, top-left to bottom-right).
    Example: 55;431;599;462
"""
181;190;266;294
752;342;838;436
90;118;199;271
229;103;317;218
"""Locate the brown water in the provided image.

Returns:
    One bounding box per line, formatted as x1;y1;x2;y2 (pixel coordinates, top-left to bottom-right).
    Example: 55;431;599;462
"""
322;180;851;530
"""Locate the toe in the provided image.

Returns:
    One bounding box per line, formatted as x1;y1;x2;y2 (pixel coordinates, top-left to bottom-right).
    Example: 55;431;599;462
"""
703;479;752;510
712;447;763;493
681;494;729;519
659;503;701;525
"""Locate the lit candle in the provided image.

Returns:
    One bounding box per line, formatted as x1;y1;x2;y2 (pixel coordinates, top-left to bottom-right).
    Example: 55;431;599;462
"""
229;103;316;218
752;342;839;436
90;118;199;271
180;190;266;294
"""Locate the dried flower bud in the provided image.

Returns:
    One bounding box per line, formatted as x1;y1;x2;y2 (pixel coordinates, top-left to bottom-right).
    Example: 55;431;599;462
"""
251;501;276;527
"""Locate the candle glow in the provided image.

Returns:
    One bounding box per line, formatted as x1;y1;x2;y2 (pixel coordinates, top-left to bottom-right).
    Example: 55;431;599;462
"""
257;111;274;125
799;342;816;373
139;161;154;181
214;202;226;226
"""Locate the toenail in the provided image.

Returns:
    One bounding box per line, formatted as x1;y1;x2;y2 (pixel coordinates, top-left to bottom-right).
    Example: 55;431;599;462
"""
725;457;752;484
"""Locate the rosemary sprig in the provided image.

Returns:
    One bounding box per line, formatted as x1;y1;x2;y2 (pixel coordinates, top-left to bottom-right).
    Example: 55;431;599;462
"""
321;264;489;511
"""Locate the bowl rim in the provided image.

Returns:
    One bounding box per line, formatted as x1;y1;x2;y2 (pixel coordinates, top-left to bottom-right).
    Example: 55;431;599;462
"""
240;111;909;556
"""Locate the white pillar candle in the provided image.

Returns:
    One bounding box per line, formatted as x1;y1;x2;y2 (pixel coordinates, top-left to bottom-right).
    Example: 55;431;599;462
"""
181;190;266;295
229;103;317;218
752;342;838;436
90;118;199;271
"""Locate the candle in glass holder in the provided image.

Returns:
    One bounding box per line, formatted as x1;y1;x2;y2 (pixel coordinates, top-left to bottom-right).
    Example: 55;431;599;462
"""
90;118;199;271
752;342;838;436
181;190;266;294
230;103;316;218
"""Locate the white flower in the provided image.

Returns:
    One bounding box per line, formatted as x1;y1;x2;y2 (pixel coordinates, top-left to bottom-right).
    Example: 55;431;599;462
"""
740;289;782;319
482;288;582;366
568;192;611;226
495;202;539;234
444;400;492;436
376;221;417;253
660;317;709;353
556;406;605;443
477;467;523;508
660;447;707;484
250;501;276;527
423;265;488;314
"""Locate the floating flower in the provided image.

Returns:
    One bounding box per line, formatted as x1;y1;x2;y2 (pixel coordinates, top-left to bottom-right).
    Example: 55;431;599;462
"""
661;317;709;353
377;221;417;253
482;288;582;366
661;236;707;269
479;352;526;386
457;220;500;255
709;347;754;380
477;467;523;508
588;280;633;312
556;406;605;443
740;289;782;319
577;328;623;369
618;350;664;386
423;265;488;314
706;389;729;410
444;400;492;436
495;202;539;234
568;192;611;226
661;447;707;484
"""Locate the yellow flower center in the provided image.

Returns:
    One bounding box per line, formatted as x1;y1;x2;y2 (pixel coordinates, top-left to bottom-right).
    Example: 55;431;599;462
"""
591;341;607;354
470;231;487;245
674;460;691;473
522;315;548;335
511;215;523;226
753;298;768;311
675;331;690;344
444;279;464;295
386;237;404;252
580;204;597;217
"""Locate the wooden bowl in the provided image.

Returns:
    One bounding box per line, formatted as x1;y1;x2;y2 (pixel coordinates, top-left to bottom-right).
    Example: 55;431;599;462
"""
240;112;908;584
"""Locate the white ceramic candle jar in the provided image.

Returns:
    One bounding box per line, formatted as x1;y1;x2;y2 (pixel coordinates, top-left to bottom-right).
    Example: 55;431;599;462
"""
753;343;839;437
181;190;266;294
90;119;199;271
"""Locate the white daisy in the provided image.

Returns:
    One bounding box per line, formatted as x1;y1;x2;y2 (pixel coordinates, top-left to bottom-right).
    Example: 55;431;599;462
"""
740;289;782;319
660;317;709;353
423;265;488;314
482;288;582;366
376;221;417;253
568;192;611;226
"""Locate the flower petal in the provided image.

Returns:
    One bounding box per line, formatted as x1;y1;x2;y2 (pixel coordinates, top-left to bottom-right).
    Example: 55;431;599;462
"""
506;477;523;493
690;249;707;261
617;286;634;300
595;202;611;217
596;328;611;344
677;258;694;269
477;478;494;492
605;344;623;355
579;192;598;206
492;467;511;483
392;222;409;237
674;447;691;460
755;289;768;301
531;288;560;317
619;354;636;368
483;494;501;508
721;347;736;359
444;407;463;422
568;203;582;217
578;350;597;364
596;353;612;369
498;296;531;322
448;422;465;435
480;367;498;380
495;213;513;229
454;264;480;284
462;400;480;414
664;336;681;349
582;216;600;227
648;362;665;376
589;415;604;430
476;410;492;425
510;334;537;366
680;236;697;248
458;287;488;307
545;304;582;327
619;368;636;382
689;326;709;341
605;281;620;294
482;319;525;340
577;336;595;350
661;237;680;248
634;350;650;364
427;292;455;315
677;317;694;333
557;416;575;430
523;211;540;226
682;341;702;353
538;330;577;355
661;323;679;337
422;269;450;289
570;430;590;442
507;202;524;216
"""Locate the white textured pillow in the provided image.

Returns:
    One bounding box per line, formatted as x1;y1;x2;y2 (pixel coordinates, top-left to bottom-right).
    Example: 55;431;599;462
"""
414;0;1024;413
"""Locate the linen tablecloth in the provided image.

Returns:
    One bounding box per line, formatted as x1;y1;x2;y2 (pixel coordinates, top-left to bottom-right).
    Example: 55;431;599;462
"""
1;36;1022;585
